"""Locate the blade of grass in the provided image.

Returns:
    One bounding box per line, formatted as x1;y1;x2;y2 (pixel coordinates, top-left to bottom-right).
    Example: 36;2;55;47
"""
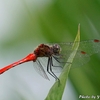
45;24;80;100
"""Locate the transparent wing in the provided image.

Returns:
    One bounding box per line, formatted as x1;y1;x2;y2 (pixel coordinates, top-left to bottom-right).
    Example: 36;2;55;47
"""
57;39;100;57
49;39;100;67
52;50;90;68
71;51;90;67
33;59;49;80
78;39;100;55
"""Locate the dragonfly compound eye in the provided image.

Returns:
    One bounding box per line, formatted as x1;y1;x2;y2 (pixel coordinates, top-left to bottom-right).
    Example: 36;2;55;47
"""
52;44;61;55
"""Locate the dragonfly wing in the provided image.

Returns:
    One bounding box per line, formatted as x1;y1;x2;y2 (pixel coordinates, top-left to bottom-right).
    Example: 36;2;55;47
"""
71;50;90;67
52;50;90;68
78;39;100;56
53;39;100;67
57;39;100;57
33;59;49;80
71;39;100;67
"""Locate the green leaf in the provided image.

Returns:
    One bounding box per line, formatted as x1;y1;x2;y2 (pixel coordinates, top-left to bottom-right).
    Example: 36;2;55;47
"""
45;24;80;100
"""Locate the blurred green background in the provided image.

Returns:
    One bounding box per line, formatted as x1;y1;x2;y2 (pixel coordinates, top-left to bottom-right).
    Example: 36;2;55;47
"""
0;0;100;100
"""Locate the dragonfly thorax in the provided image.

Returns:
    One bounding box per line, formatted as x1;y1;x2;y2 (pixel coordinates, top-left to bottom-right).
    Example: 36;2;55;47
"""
34;44;53;57
34;44;61;57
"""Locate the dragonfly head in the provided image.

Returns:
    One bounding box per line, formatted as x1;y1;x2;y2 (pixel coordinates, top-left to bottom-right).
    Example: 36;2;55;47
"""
52;44;61;55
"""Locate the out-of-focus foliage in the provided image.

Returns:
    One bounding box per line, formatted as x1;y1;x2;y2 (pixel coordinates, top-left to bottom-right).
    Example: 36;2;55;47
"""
0;0;100;100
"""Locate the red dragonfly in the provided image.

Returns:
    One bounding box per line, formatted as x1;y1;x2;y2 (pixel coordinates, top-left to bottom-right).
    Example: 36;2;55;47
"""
0;39;100;80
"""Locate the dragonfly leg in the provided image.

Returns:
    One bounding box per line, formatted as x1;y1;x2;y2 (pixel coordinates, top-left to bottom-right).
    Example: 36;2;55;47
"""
47;57;60;82
51;57;62;68
53;56;61;63
53;56;71;65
